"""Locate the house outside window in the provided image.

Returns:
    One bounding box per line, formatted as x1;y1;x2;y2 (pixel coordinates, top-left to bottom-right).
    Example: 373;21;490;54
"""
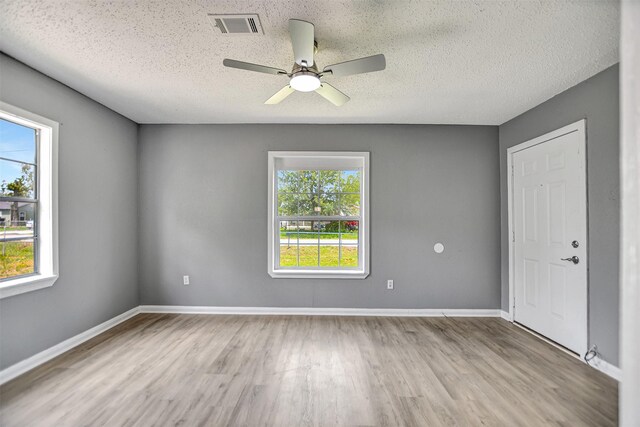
0;102;58;299
268;151;369;279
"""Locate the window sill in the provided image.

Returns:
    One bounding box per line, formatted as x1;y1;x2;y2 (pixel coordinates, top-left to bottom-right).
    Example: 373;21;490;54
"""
0;274;58;299
269;269;369;279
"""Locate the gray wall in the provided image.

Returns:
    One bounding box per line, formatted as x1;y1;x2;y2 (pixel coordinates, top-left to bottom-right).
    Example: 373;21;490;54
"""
138;124;501;310
0;54;139;369
1;50;617;370
499;64;620;365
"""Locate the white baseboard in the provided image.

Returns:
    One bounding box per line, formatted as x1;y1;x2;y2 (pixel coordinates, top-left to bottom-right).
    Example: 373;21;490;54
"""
511;320;621;381
0;306;140;386
588;357;622;381
0;305;567;387
3;303;620;387
3;304;620;385
139;305;503;317
500;310;513;321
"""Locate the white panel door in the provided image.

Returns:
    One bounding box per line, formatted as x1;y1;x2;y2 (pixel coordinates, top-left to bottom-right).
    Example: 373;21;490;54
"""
512;125;587;354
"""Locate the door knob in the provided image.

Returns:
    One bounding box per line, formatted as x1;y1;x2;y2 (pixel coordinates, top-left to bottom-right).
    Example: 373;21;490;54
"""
561;256;580;264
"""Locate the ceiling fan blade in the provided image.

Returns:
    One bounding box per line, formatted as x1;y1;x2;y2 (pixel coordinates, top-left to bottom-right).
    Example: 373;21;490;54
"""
289;19;315;67
322;54;386;77
265;85;295;104
315;83;350;106
223;59;287;76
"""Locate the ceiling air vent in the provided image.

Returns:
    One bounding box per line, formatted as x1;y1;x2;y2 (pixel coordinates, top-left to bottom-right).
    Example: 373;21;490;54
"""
208;14;264;35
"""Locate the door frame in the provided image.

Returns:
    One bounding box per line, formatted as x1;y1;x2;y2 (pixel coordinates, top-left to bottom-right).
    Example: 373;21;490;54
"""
507;119;588;357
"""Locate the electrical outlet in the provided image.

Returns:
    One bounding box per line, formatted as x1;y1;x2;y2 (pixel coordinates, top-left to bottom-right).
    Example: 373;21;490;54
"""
387;279;394;290
183;275;190;285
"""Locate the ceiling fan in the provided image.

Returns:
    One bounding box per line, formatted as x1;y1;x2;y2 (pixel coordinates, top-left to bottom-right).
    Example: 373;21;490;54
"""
223;19;386;106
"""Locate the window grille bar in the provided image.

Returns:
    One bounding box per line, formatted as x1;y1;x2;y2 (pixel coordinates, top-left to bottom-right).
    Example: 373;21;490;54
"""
0;236;37;242
276;215;360;221
0;197;38;203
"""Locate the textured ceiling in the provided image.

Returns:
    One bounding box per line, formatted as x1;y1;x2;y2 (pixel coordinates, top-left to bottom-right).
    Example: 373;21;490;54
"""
0;0;619;125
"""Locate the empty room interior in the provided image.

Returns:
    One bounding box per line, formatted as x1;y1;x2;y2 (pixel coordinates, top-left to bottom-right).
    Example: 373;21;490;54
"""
0;1;639;426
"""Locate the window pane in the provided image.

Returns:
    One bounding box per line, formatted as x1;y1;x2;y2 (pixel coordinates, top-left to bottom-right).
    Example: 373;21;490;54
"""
277;170;299;193
0;119;36;164
279;221;298;267
340;221;359;267
0;238;35;279
317;193;339;216
340;170;360;193
298;170;319;193
278;192;298;216
298;193;317;216
340;193;360;216
298;221;319;267
0;159;36;199
320;170;340;193
319;221;340;267
0;201;36;233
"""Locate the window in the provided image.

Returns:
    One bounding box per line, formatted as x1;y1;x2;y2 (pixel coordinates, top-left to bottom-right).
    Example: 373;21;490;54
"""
0;102;58;299
268;152;369;278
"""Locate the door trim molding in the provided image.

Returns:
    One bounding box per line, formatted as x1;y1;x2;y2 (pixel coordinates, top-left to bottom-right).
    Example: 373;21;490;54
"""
506;119;588;356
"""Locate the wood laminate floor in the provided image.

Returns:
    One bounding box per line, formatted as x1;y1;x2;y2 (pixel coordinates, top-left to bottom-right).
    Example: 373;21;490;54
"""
0;314;617;426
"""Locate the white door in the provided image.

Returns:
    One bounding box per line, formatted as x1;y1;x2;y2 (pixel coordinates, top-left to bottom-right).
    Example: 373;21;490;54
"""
511;121;587;355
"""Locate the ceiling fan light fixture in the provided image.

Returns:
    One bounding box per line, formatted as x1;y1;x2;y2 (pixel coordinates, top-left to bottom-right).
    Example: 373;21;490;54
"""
290;72;320;92
222;19;385;105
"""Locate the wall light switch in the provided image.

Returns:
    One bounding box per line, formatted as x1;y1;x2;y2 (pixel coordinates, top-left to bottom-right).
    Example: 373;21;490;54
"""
183;275;190;285
387;280;394;290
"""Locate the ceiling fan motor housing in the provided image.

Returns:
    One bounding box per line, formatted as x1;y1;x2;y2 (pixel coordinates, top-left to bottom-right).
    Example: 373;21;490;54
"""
291;62;319;74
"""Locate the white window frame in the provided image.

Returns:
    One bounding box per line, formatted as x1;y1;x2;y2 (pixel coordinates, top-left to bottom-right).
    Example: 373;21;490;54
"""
267;151;370;279
0;102;58;299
